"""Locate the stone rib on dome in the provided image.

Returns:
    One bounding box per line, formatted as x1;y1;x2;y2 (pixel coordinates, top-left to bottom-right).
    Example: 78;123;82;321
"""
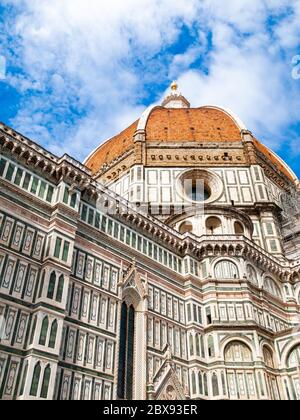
253;139;296;182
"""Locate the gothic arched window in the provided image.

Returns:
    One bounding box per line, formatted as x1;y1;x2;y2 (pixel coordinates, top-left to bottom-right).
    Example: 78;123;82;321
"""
264;277;282;298
287;345;300;368
39;317;49;346
286;345;300;400
208;335;215;357
56;275;64;302
224;341;256;400
117;302;135;400
225;341;252;363
198;372;203;395
189;334;194;356
117;303;127;399
263;346;275;369
49;320;58;349
40;365;51;399
191;371;197;394
47;272;56;299
203;372;208;396
212;373;219;396
30;363;41;396
126;306;135;399
215;260;238;279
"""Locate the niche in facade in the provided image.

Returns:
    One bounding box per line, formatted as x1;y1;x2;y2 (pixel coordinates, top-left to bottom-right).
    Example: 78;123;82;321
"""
179;221;193;234
206;217;222;235
234;221;245;235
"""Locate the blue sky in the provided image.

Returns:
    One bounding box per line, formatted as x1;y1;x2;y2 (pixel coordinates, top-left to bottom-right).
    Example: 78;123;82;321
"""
0;0;299;178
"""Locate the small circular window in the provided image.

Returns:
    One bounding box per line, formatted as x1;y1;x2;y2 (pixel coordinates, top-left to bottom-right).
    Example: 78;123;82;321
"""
178;169;223;204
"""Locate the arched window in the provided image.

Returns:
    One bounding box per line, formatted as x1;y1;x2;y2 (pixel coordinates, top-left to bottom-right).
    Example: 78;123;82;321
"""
198;372;203;395
189;334;194;356
56;275;64;302
264;277;282;298
179;221;193;235
203;373;208;396
212;373;219;396
195;334;200;356
225;341;256;400
49;320;58;349
208;335;215;357
286;345;300;400
192;371;197;394
30;363;41;396
47;272;56;300
126;305;135;399
215;260;238;279
246;265;258;286
199;334;205;358
263;346;275;368
117;303;127;399
117;302;135;400
234;221;244;235
221;372;226;395
225;341;252;363
40;365;51;399
206;217;222;235
287;345;300;368
39;317;49;346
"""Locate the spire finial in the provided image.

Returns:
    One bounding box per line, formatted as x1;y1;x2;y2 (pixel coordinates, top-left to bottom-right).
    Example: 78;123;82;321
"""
161;81;190;108
171;81;178;92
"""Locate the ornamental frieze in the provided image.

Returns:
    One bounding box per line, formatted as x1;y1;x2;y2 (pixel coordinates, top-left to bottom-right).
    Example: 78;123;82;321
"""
148;151;245;164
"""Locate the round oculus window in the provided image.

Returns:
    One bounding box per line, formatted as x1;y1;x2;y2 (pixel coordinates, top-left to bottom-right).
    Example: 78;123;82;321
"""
184;179;211;202
178;169;223;204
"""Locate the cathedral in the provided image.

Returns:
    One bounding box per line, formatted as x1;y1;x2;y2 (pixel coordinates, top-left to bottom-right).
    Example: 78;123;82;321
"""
0;83;300;401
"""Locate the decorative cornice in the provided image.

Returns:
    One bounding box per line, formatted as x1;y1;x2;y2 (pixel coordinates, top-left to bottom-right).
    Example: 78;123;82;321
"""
0;123;92;187
93;148;134;180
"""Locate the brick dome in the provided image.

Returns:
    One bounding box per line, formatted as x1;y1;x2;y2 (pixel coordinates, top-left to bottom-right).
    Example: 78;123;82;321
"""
86;119;139;174
85;106;242;169
85;104;296;183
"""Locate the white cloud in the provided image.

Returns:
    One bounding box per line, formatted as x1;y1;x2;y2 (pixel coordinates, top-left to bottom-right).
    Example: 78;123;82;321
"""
1;0;300;174
165;1;300;154
275;0;300;49
173;33;299;151
5;0;202;157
